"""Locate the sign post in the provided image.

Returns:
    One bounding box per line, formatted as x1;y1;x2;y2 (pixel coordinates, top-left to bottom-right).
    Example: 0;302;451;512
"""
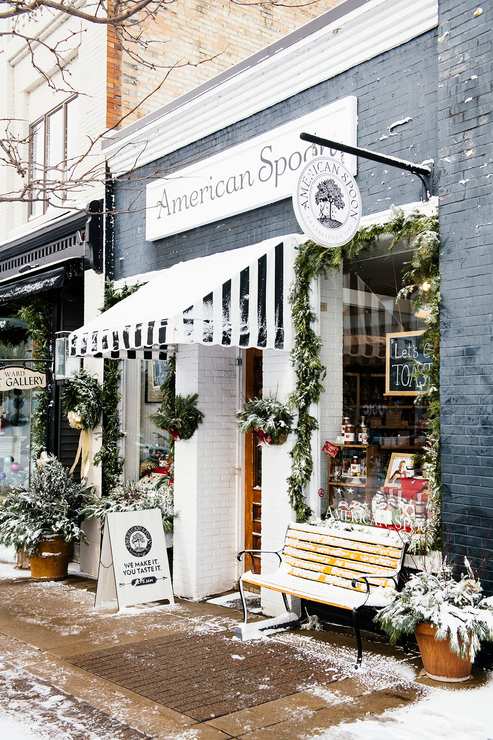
95;509;174;610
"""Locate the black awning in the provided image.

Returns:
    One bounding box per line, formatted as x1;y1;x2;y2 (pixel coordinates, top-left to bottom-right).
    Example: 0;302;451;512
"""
0;266;66;303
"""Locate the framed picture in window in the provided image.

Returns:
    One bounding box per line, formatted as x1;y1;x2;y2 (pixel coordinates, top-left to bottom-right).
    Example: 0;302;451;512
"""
145;360;168;403
384;452;415;488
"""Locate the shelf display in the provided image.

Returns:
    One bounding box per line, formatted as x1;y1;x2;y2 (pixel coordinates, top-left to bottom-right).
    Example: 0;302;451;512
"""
343;371;428;449
326;443;429;533
327;444;378;526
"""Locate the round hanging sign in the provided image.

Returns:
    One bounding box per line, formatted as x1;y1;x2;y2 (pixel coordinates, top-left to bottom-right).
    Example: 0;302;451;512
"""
293;156;362;247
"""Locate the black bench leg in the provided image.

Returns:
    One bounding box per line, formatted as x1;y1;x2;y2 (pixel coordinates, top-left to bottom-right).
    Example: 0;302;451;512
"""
238;578;248;624
282;592;290;612
352;607;363;669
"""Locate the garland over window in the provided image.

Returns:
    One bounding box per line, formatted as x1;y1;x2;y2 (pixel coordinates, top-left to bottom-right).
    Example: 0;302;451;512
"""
288;208;440;549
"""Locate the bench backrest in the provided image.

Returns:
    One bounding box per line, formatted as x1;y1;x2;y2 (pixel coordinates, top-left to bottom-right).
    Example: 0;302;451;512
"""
282;522;407;595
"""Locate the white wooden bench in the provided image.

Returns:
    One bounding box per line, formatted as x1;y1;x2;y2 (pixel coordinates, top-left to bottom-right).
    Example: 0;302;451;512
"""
236;522;408;667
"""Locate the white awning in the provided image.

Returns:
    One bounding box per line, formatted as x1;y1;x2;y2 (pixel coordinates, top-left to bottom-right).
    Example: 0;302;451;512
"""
69;235;300;359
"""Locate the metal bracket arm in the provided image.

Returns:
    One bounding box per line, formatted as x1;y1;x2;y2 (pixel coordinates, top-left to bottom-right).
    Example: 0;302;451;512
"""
300;132;433;199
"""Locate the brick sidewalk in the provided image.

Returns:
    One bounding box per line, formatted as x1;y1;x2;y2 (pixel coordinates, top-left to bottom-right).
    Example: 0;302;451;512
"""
0;566;455;739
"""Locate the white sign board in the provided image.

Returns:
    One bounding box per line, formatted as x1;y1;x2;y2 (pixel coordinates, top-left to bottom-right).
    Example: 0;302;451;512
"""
95;509;174;610
146;96;357;241
293;156;362;247
0;366;46;391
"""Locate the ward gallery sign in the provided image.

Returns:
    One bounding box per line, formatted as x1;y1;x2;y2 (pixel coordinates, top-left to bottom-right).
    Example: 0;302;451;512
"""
146;96;357;241
0;366;47;392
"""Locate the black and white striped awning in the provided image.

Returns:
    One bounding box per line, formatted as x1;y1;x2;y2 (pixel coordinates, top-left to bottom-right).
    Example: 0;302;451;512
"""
69;236;299;359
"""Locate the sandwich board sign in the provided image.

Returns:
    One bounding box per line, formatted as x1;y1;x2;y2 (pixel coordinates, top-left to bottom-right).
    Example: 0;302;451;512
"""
95;508;174;610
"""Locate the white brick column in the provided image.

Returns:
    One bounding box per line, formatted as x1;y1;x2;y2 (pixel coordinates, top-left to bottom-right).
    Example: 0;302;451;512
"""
173;344;238;599
259;348;297;616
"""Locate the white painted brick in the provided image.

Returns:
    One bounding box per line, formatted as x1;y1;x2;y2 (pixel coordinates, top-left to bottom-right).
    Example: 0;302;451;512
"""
173;343;238;599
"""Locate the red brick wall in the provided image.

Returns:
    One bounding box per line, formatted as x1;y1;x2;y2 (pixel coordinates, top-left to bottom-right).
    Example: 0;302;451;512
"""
107;0;340;127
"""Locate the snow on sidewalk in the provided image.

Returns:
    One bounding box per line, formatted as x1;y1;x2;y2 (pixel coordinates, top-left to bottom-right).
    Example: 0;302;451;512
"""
315;674;493;740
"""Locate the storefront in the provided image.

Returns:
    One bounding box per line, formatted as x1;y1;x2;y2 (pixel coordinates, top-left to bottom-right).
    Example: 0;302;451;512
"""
0;208;103;497
71;0;493;601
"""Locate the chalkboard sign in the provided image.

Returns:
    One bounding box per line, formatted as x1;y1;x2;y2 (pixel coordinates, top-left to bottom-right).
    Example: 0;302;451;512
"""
385;330;432;396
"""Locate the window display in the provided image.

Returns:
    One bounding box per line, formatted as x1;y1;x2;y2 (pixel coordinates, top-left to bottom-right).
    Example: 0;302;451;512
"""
0;387;32;492
325;239;430;534
0;323;33;496
122;360;170;482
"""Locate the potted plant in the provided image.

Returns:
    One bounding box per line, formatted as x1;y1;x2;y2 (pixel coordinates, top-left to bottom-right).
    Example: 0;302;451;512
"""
0;454;94;580
83;458;176;546
235;395;295;446
375;558;493;681
149;355;204;441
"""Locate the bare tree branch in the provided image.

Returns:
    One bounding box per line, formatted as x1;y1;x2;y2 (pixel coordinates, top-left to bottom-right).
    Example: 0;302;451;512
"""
0;0;169;24
0;54;221;212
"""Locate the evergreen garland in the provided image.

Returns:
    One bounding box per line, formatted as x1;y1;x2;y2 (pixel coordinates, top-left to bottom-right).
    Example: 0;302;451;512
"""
288;208;441;546
93;357;125;494
61;368;103;430
93;280;142;494
0;322;29;347
15;298;51;459
150;354;205;441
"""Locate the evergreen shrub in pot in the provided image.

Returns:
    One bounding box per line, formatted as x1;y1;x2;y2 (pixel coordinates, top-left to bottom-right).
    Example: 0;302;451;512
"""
0;454;94;580
375;558;493;681
83;458;176;540
235;395;295;446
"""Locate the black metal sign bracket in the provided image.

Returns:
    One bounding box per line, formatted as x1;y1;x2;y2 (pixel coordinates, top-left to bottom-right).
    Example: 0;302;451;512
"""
300;133;433;201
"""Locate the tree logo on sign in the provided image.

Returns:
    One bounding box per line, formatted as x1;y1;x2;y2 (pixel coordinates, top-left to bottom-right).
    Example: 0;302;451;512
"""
315;179;345;228
125;525;152;558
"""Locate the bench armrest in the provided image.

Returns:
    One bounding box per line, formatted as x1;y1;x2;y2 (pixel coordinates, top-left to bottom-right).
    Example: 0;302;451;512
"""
237;549;283;572
351;571;399;609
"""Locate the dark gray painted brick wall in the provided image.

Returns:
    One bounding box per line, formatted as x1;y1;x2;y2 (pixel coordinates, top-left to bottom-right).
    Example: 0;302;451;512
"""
438;0;493;593
111;3;493;596
112;29;438;279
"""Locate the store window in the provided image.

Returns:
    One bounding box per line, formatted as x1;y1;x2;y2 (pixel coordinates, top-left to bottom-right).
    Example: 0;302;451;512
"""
327;240;430;533
0;319;33;495
123;360;170;482
29;95;78;218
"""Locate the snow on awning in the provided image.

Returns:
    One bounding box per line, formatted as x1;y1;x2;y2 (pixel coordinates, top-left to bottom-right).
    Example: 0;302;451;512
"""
69;235;300;359
0;266;66;303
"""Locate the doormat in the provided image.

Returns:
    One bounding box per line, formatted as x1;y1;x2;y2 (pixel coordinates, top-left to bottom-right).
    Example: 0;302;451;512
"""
66;632;340;722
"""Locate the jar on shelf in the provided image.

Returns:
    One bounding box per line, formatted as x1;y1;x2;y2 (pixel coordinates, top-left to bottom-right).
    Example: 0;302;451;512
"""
344;420;355;443
357;417;369;445
350;455;361;476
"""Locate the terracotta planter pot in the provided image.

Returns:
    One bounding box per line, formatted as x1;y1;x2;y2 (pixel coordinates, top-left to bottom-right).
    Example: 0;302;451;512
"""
29;534;74;581
414;622;472;682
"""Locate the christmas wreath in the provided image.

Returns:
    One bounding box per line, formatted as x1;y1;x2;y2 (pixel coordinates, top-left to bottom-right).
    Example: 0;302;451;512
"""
150;355;204;441
235;396;294;446
61;369;103;430
61;369;103;476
